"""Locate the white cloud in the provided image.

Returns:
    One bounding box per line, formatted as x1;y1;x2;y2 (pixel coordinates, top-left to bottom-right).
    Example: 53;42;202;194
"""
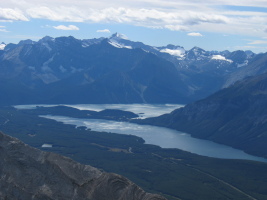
0;8;28;21
13;5;230;29
165;25;188;31
187;32;203;37
27;6;84;22
1;0;267;38
53;25;79;31
248;40;267;45
0;25;8;32
97;29;111;33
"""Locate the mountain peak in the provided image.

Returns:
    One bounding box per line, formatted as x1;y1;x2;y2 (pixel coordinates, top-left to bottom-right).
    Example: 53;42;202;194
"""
110;32;128;40
38;36;54;43
190;46;205;52
18;39;35;46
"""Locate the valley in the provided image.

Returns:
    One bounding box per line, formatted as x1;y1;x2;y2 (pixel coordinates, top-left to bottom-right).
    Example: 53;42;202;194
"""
1;33;267;200
1;105;267;199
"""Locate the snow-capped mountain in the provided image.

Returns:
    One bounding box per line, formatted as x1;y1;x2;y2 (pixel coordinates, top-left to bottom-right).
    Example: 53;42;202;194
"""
0;34;263;105
104;33;255;72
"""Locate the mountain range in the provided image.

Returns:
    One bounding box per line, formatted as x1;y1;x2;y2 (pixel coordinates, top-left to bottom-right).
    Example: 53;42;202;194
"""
0;33;264;105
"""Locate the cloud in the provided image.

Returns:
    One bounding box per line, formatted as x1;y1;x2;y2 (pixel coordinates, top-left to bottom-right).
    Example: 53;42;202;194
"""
0;29;8;32
248;40;267;45
165;25;188;31
0;8;28;21
1;1;267;39
27;6;85;22
97;29;111;33
53;25;79;30
187;32;203;37
24;6;229;29
0;25;8;32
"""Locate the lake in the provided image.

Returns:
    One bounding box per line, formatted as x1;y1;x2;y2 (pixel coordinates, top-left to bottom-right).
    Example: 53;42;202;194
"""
15;104;267;163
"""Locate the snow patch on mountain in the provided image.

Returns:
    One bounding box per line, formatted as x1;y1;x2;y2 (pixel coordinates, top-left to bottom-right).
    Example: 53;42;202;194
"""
237;60;248;68
42;42;52;52
160;48;185;58
0;43;6;50
108;33;133;49
108;40;132;49
141;49;150;53
59;65;67;73
192;47;205;56
82;43;90;48
211;55;233;63
42;55;56;72
37;73;59;84
70;66;83;73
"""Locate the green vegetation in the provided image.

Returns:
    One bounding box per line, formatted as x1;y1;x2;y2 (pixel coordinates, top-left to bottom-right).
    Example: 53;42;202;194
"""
1;106;267;200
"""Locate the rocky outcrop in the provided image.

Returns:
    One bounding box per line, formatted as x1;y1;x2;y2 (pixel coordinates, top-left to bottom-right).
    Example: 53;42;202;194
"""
0;131;166;200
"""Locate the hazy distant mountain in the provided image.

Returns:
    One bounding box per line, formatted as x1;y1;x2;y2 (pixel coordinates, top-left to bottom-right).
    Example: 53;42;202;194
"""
0;34;261;105
0;131;165;200
138;72;267;158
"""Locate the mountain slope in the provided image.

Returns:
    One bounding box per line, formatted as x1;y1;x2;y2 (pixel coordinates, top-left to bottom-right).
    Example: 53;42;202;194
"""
0;131;165;200
138;72;267;158
0;36;194;105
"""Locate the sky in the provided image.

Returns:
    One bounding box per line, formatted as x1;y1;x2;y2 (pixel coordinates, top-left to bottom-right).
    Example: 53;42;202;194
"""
1;0;267;53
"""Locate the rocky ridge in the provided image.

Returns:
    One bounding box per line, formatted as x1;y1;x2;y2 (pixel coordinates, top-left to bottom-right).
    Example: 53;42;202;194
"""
0;131;166;200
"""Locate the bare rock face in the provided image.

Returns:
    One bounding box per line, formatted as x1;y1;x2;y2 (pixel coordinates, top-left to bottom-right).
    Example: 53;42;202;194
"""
0;132;166;200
